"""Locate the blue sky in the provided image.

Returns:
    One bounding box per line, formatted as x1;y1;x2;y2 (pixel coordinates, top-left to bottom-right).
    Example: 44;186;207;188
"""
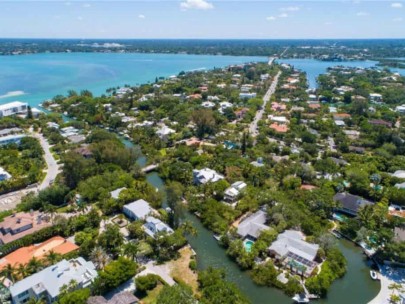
0;0;404;39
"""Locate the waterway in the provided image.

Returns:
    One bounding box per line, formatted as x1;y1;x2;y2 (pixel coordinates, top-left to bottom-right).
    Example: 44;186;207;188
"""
0;52;266;106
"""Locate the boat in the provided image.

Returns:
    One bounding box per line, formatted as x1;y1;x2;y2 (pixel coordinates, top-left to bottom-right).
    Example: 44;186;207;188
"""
331;230;342;239
370;270;379;280
292;294;310;303
213;234;221;241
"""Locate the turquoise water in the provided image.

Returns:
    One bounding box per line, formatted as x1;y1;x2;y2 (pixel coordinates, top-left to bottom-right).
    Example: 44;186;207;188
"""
244;239;254;253
0;52;266;107
277;59;379;88
333;212;348;222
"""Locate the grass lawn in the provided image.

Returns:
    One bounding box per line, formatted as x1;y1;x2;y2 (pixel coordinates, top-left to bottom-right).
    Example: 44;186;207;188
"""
140;284;164;304
169;246;199;295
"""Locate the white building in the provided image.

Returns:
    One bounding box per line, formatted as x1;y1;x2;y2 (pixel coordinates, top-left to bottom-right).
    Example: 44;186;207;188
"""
369;93;383;103
156;125;175;140
224;181;247;202
123;199;154;221
239;93;257;99
143;216;174;238
193;168;224;185
0;167;11;181
10;257;97;304
0;101;28;118
268;115;289;124
395;104;405;114
219;101;233;114
201;101;215;108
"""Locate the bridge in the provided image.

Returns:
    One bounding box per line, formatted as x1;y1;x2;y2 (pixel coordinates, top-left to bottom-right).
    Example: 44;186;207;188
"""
141;164;159;173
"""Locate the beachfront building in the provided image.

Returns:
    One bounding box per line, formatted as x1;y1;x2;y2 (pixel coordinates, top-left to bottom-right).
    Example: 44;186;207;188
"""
123;199;154;221
0;167;11;181
268;230;319;277
193;168;224;185
9;257;97;304
0;212;51;245
0;101;28;118
143;216;174;238
224;181;247;202
0;236;78;271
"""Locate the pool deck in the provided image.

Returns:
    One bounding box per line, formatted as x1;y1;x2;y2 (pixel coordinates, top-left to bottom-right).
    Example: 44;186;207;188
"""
368;265;405;304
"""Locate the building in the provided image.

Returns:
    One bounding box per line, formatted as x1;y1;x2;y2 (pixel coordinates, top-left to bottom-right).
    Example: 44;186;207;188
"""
395;104;405;114
239;93;257;99
0;101;28;118
224;181;247;202
392;170;405;179
0;134;26;146
156;125;175;140
0;167;11;181
333;192;373;216
123;199;154;221
0;212;51;245
143;216;174;238
237;210;270;239
87;292;139;304
193;168;224;185
0;236;78;271
10;257;97;304
110;187;126;200
369;119;392;128
369;93;383;103
268;230;319;277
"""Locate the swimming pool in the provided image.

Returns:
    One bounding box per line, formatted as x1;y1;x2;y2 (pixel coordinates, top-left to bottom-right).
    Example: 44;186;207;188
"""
333;213;348;222
244;239;254;252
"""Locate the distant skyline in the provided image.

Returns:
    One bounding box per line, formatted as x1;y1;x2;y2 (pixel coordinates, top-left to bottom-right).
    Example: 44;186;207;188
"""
0;1;404;39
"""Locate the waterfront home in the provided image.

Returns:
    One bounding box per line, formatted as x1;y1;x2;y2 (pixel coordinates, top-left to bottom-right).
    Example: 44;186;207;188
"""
224;181;247;202
143;216;174;238
193;168;224;185
123;199;154;221
10;257;97;304
333;192;373;217
0;167;11;181
0;134;26;146
0;211;51;245
391;170;405;179
237;210;270;240
0;101;28;118
268;230;319;277
369;93;383;103
0;236;78;271
395;104;405;114
87;291;139;304
110;187;127;200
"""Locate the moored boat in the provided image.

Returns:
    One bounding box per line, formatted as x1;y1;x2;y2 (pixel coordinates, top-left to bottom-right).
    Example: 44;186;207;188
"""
370;270;379;280
292;293;310;303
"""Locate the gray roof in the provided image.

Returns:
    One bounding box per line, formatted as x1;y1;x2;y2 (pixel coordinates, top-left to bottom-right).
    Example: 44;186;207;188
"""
123;199;153;220
10;257;97;299
333;192;373;215
143;216;174;238
268;230;319;262
110;187;127;200
237;210;270;239
87;291;139;304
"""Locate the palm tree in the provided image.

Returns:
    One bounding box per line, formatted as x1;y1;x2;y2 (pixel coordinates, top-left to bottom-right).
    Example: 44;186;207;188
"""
16;263;29;280
27;257;43;275
44;250;61;266
90;247;110;270
0;263;17;283
122;242;139;262
27;297;46;304
389;283;404;295
180;220;197;237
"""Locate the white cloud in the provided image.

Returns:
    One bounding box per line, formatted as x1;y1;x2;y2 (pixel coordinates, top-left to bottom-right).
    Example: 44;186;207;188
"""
180;0;214;10
83;3;91;8
266;16;276;21
391;2;403;8
77;16;84;21
393;17;403;21
278;13;288;18
324;21;333;26
280;6;300;12
356;11;369;16
138;14;145;19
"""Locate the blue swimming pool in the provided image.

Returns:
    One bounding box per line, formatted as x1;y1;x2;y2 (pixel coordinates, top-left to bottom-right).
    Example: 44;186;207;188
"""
244;240;254;252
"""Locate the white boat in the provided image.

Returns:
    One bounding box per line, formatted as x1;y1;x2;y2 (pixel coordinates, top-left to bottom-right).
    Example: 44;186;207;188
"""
370;270;379;280
292;294;310;303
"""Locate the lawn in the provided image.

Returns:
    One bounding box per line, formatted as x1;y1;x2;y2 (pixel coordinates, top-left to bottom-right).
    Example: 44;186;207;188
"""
140;284;164;304
169;246;199;295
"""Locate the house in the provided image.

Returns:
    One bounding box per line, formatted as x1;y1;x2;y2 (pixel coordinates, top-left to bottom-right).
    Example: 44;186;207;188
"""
46;122;60;129
143;216;174;238
0;236;78;271
271;102;287;112
0;212;51;245
270;123;289;133
10;257;97;304
333;113;351;121
110;187;126;200
0;167;11;181
237;210;270;239
123;199;154;221
0;134;26;146
394;227;405;243
234;108;249;119
268;115;288;124
87;292;139;304
395;104;405;114
75;145;93;158
201;101;215;108
391;170;405;179
333;192;373;216
0;101;28;118
369;93;383;103
369;119;392;128
395;182;405;190
156;125;175;140
343;130;360;140
193;168;224;185
348;146;365;154
268;230;319;277
334;120;346;127
219;101;233;114
239;93;257;99
0;128;23;137
224;181;247;202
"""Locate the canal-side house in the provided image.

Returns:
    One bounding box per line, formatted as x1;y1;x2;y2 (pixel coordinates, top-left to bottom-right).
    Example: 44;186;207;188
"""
333;192;374;217
237;210;271;240
193;168;224;185
268;230;319;277
123;199;154;221
143;216;174;238
224;181;247;202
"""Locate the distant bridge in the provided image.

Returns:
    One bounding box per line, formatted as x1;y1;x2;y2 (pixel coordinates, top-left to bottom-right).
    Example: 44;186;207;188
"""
141;164;159;173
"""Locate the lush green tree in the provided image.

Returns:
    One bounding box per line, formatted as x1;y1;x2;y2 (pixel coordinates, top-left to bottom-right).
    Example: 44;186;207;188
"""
57;288;90;304
157;283;196;304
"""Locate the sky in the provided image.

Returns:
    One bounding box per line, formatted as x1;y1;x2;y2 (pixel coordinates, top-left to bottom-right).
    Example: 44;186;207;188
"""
0;0;404;39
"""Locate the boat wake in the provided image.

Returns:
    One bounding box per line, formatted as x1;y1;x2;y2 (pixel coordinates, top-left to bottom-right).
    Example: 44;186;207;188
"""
0;90;26;99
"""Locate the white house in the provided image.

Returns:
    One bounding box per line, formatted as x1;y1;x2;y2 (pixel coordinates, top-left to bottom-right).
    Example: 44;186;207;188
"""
156;125;175;140
0;167;11;181
369;93;383;103
193;168;224;185
395;104;405;114
239;93;257;99
143;216;174;238
9;257;97;304
123;199;154;221
0;134;26;146
0;101;28;118
219;101;233;114
201;101;215;108
224;181;247;202
392;170;405;179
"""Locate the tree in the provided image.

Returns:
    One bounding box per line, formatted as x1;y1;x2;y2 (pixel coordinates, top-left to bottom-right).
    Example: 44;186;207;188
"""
27;106;33;119
134;274;160;294
57;288;90;304
59;279;78;297
157;284;196;304
27;257;43;275
122;242;139;262
192;109;216;139
98;224;124;256
90;246;110;270
0;263;17;283
44;250;61;266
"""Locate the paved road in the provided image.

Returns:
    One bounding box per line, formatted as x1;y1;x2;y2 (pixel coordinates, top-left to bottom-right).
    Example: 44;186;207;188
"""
32;132;61;190
249;71;281;137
